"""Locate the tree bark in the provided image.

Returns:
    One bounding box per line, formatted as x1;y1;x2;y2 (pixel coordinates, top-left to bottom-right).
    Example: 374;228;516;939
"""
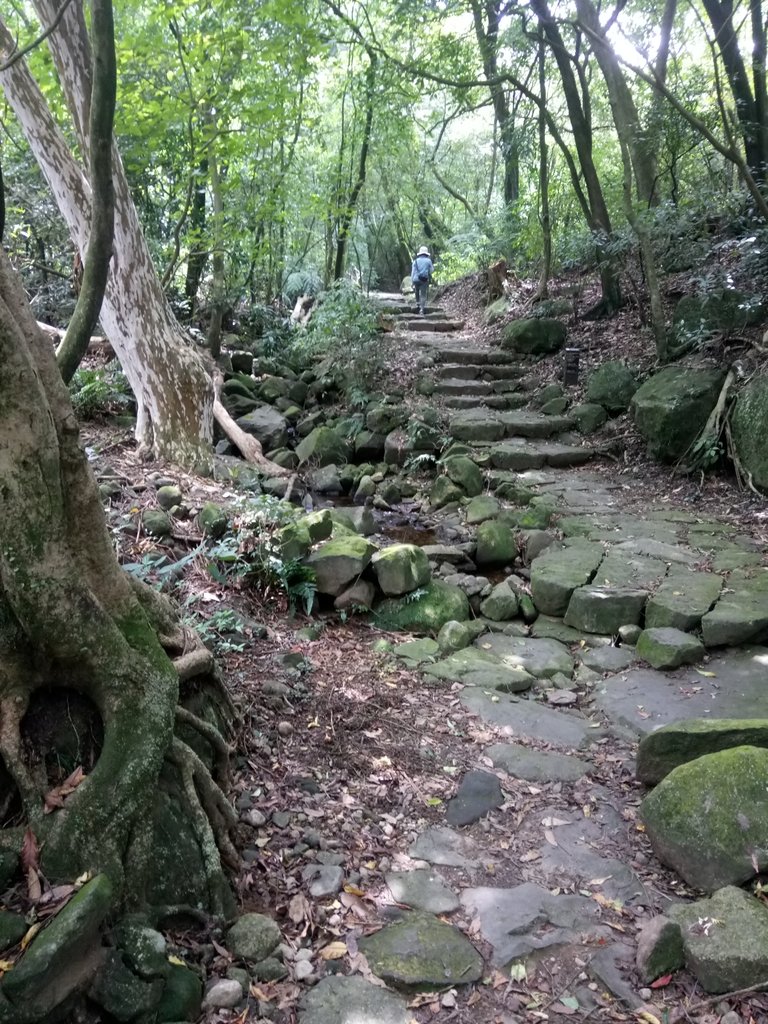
0;1;215;470
535;27;552;301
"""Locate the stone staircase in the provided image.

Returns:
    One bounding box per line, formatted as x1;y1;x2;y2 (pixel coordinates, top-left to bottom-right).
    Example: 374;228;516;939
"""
380;291;597;471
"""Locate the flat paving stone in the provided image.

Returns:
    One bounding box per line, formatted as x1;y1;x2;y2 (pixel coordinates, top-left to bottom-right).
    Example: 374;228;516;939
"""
594;647;768;739
460;883;610;965
530;541;605;617
485;742;591;782
299;976;407;1024
701;569;768;646
384;870;460;914
409;826;483;868
593;550;669;589
359;912;483;989
645;571;723;631
445;770;504;826
423;647;534;691
499;410;574;438
461;689;598;749
477;634;574;679
579;645;636;673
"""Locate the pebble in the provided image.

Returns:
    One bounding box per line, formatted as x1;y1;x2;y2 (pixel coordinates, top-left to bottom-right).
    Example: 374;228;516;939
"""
720;1013;741;1024
272;811;291;828
639;988;652;1001
295;948;313;961
243;808;267;827
294;959;314;981
277;720;293;737
202;978;243;1010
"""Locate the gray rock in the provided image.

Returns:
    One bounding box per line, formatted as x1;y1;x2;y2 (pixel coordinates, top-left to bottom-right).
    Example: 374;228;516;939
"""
226;913;281;962
460;883;608;966
586;361;637;413
631;366;726;461
579;646;635;673
237;405;289;450
334;579;377;611
302;864;344;898
307;464;343;494
461;689;596;749
701;569;768;646
635;917;684;983
305;537;377;596
371;544;431;596
479;581;519;621
478;634;573;680
564;586;647;634
409;826;482;868
668;886;768;993
445;770;504;826
485;743;590;782
359;912;482;989
636;627;704;669
530;541;605;617
731;374;768;491
465;494;501;524
202;979;243;1010
299;975;407;1024
330;506;376;536
637;718;768;785
436;620;472;654
385;870;460;914
475;520;517;567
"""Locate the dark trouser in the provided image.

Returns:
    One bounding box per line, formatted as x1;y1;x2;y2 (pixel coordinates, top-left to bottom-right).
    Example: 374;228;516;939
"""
414;280;429;313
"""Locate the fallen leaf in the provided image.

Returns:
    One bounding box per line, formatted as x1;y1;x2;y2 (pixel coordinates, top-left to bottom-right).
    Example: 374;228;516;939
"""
544;828;558;847
288;893;311;925
552;1004;577;1015
695;669;716;677
520;849;541;863
168;955;187;966
20;924;41;950
541;816;570;827
510;962;527;982
343;883;365;897
560;996;579;1009
319;941;347;960
0;960;13;974
21;829;39;874
635;1012;662;1024
211;938;232;961
44;766;86;814
650;973;672;988
26;867;41;903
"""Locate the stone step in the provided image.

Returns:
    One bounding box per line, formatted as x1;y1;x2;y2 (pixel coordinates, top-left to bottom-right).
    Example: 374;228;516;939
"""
402;319;464;333
488;440;595;472
434;379;494;397
433;363;526;381
427;347;520;365
443;394;529;411
448;408;575;443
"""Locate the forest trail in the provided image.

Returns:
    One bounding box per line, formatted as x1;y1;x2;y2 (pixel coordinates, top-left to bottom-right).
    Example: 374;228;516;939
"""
287;296;768;1024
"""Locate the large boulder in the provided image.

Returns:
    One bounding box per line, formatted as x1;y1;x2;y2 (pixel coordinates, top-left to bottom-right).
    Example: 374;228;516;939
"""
730;374;768;492
305;537;377;596
631;366;726;461
374;581;470;635
635;627;704;669
236;405;289;450
672;290;763;352
502;318;567;355
475;520;517;567
442;456;483;497
585;361;637;413
637;718;768;785
371;544;431;596
296;427;350;467
641;745;768;891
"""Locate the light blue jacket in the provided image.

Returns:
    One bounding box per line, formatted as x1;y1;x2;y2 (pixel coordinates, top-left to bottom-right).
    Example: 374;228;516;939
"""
411;255;433;283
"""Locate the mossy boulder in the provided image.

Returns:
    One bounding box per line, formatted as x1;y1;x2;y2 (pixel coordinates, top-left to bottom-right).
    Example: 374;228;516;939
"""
366;404;408;434
436;620;473;654
329;506;376;536
226;913;281;962
571;402;608;434
372;544;431;596
586;361;637;413
296;427;350;467
641;745;768;891
475;520;517;567
465;494;500;524
301;509;334;543
157;963;203;1022
442;456;483;497
374;581;470;635
730;374;768;492
142;510;173;538
502;318;567;355
429;476;464;509
305;536;377;596
631;366;726;461
637;718;768;785
0;911;27;953
197;502;229;539
672;290;763;352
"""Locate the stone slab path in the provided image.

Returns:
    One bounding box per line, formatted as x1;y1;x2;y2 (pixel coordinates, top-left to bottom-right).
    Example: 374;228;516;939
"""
295;295;768;1024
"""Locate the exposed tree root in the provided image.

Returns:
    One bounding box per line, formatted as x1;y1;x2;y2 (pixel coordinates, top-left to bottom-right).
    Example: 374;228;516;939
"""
212;371;292;477
175;705;234;780
173;647;215;682
680;367;736;474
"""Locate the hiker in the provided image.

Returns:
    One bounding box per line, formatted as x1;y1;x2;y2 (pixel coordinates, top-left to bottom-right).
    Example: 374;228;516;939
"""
411;245;434;315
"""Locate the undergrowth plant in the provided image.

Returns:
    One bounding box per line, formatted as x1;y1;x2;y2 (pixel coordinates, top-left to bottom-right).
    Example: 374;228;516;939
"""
69;362;134;419
207;495;317;615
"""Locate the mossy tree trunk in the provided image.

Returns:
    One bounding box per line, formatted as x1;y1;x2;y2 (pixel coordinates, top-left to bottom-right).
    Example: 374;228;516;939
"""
0;244;235;941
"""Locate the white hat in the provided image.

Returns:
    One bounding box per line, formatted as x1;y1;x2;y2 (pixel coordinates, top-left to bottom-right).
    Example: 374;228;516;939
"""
417;245;430;256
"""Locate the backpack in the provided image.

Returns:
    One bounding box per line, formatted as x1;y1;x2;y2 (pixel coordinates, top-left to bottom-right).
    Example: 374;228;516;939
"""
415;256;430;282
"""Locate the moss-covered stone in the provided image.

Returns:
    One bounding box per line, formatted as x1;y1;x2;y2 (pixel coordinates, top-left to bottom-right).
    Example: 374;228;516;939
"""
479;581;519;621
359;912;482;990
635;917;684;984
636;627;704;669
637;718;768;785
442;456;483;497
631;366;726;461
564;586;647;634
586;361;637;413
156;485;183;510
305;537;377;596
475;520;517;567
667;886;768;993
226;913;281;962
484;297;511;324
371;544;431;596
366;403;408;434
374;581;470;635
301;509;333;542
329;506;376;536
429;475;464;509
142;509;173;538
641;745;768;891
571;402;608;434
502;318;567;355
530;541;605;617
90;949;164;1022
236;406;289;450
197;502;229;539
296;427;350;467
701;569;768;646
436;620;473;654
730;374;768;492
157;963;203;1023
465;494;500;524
0;912;27;953
645;572;723;631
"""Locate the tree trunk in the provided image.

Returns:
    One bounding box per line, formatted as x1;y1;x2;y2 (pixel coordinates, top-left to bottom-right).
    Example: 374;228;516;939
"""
206;151;225;360
184;158;209;315
535;28;552;301
0;2;215;470
0;243;235;1017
